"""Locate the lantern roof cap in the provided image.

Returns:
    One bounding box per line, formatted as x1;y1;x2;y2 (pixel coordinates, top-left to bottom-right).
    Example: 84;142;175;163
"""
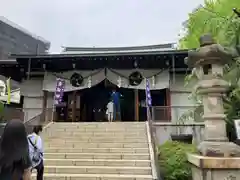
185;34;233;68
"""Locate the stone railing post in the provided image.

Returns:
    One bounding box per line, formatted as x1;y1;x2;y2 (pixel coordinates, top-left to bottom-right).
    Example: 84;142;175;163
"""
185;34;240;180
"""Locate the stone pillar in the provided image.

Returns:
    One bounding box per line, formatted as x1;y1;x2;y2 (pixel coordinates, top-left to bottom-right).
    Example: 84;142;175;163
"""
185;34;240;180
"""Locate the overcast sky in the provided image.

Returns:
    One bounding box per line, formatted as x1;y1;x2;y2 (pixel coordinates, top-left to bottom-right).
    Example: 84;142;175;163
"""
1;0;203;52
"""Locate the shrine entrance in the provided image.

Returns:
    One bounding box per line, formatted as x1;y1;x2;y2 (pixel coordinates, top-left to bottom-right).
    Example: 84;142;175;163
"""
80;80;112;122
80;80;135;122
56;79;136;122
55;78;168;122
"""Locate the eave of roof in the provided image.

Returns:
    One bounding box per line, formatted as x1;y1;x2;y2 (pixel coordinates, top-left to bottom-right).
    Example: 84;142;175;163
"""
0;59;17;64
11;49;188;59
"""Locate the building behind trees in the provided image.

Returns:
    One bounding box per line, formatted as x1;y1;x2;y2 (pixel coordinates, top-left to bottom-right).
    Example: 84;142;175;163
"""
0;16;50;59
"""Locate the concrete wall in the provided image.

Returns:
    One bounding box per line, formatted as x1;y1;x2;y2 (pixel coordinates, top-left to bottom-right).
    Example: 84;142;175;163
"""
20;78;53;122
154;122;205;145
0;18;50;59
170;74;196;123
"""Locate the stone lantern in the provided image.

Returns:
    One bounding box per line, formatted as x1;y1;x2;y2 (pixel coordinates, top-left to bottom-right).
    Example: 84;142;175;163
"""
186;34;240;180
185;34;240;157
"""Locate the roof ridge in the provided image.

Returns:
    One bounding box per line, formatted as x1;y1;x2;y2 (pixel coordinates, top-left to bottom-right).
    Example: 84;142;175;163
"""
63;43;175;52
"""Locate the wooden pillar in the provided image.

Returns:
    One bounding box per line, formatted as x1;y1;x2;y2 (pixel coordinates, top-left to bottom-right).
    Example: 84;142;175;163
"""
72;91;77;122
78;94;81;121
76;93;81;121
42;90;48;122
166;88;171;121
134;89;139;121
167;54;174;122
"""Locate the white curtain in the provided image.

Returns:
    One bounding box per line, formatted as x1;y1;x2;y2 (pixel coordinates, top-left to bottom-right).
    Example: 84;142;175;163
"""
42;68;169;92
42;69;105;92
106;69;169;90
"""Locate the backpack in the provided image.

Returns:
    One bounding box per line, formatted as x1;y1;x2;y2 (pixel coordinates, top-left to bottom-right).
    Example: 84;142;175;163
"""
28;136;41;165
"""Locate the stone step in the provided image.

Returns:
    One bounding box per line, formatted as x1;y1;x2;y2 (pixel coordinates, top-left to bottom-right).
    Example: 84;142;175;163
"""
44;147;149;153
47;129;146;132
50;122;146;126
41;166;151;175
44;135;147;139
32;173;153;180
43;137;147;141
51;122;146;126
46;126;146;130
44;159;151;167
44;139;147;143
44;131;147;137
47;129;146;133
44;153;150;160
47;130;146;134
44;142;148;148
45;132;146;136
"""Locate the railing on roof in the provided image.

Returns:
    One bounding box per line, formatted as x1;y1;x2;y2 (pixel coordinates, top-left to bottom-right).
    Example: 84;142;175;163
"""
151;105;203;122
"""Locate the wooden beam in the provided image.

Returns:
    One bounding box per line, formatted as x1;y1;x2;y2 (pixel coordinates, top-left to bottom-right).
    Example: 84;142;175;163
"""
134;89;139;121
76;93;81;122
72;91;77;122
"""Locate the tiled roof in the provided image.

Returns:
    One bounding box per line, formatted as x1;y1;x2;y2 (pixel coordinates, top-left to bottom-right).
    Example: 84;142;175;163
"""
62;43;175;54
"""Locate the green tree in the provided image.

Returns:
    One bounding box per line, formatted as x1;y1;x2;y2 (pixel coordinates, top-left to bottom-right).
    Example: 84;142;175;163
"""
178;0;240;142
179;0;240;49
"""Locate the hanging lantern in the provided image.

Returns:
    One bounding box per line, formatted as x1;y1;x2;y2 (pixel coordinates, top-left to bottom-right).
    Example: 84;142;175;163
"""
117;76;122;88
152;76;156;88
87;76;92;88
70;73;83;87
129;71;143;86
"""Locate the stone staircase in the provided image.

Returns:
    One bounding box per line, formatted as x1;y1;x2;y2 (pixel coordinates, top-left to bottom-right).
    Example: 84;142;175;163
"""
35;122;155;180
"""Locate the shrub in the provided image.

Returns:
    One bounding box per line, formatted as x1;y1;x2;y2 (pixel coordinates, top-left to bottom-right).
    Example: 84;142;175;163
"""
158;141;197;180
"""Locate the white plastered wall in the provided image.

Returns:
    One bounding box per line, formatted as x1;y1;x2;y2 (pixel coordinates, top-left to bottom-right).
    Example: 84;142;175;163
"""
20;78;53;122
170;74;196;123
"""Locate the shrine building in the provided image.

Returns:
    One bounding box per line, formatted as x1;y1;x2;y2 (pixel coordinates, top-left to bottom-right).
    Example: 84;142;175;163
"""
0;43;193;122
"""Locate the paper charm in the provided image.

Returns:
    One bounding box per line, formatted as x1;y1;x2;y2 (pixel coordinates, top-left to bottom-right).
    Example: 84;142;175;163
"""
152;76;156;88
87;76;92;88
117;76;122;88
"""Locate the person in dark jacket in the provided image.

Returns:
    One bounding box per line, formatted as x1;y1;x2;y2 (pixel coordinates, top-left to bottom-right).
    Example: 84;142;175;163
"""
0;119;32;180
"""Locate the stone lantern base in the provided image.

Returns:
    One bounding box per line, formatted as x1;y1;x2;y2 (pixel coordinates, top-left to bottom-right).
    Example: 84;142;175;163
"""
188;154;240;180
198;141;240;157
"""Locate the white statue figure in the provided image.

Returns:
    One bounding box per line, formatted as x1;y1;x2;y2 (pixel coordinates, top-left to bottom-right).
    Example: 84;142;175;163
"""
0;80;6;96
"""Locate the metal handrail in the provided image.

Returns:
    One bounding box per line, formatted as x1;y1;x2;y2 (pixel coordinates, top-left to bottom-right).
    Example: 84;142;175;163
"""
146;106;161;180
151;105;203;122
148;119;161;180
0;108;53;136
24;108;53;134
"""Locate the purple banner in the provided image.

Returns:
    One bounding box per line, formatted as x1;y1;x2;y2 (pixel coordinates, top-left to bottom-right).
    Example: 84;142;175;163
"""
145;79;152;121
145;79;152;107
54;78;65;105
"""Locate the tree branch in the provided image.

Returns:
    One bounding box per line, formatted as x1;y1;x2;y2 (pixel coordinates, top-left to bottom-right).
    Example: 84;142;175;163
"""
233;8;240;18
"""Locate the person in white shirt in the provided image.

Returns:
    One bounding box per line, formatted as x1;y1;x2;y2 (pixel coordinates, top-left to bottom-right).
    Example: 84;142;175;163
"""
106;100;114;122
28;125;44;180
